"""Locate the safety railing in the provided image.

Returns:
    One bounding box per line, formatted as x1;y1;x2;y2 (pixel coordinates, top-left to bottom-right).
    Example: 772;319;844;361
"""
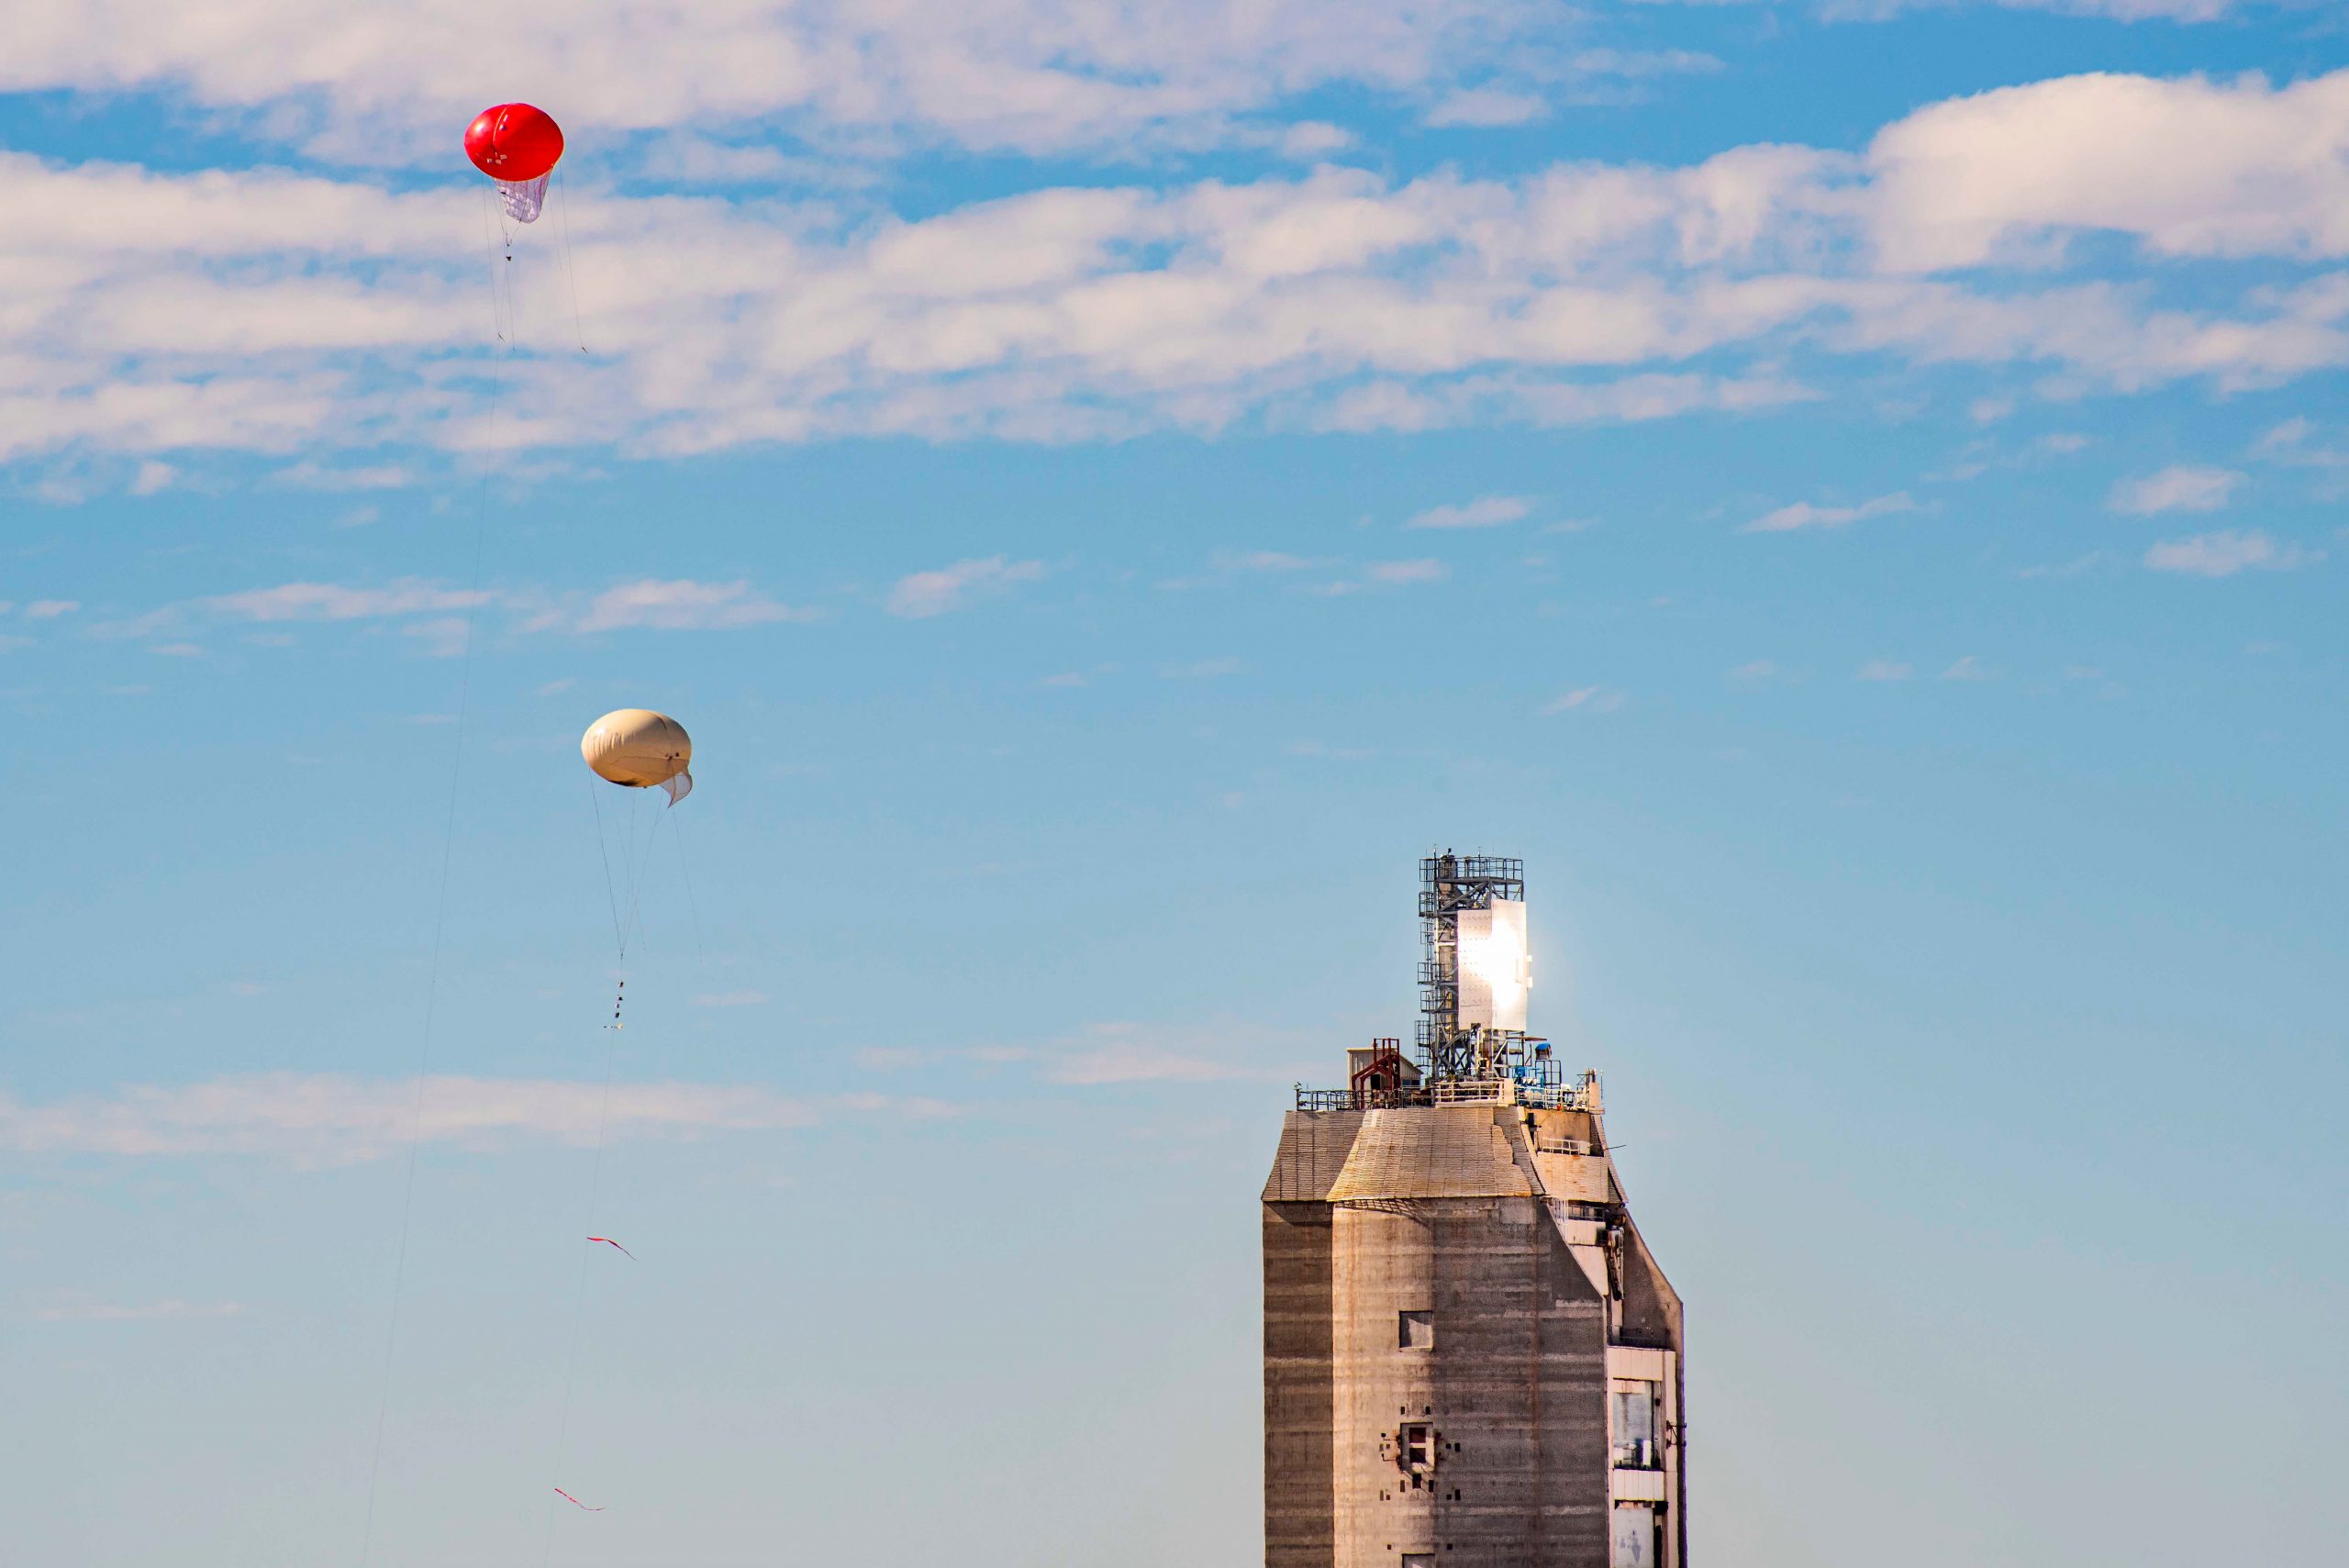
1295;1076;1600;1113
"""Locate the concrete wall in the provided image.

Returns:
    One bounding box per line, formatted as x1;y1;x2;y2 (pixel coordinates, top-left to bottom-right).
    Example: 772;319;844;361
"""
1265;1200;1338;1568
1264;1104;1686;1568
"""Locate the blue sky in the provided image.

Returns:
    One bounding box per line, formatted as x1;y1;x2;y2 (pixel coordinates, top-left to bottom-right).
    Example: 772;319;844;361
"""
2;3;2344;1565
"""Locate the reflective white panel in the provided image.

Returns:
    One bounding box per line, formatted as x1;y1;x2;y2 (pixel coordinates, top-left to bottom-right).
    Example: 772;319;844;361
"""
1455;897;1530;1031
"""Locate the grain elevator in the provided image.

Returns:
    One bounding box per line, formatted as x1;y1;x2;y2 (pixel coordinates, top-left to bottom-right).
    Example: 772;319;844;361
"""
1263;853;1687;1567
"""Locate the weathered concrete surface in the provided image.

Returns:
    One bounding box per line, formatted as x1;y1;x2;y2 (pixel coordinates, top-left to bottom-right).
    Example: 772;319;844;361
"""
1264;1104;1686;1568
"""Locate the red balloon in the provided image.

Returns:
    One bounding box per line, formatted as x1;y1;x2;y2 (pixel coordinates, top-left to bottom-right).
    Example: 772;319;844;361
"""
463;104;564;183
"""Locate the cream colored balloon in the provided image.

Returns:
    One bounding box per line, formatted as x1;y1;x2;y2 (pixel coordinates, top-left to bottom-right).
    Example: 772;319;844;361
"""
581;708;692;788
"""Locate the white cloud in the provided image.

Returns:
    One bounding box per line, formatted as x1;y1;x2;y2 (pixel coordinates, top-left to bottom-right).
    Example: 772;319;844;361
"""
2143;528;2308;576
1866;69;2349;272
1364;558;1447;584
1427;87;1550;128
1313;556;1450;594
1988;0;2234;17
2015;551;2105;580
2109;465;2244;515
636;135;802;185
201;579;493;623
0;1;1553;162
1942;654;1992;680
2255;417;2349;468
575;578;804;632
1405;495;1531;529
1044;1042;1252;1084
885;556;1046;618
1542;685;1623;714
0;1073;817;1164
25;600;78;618
1162;656;1244;678
28;1295;243;1323
1742;491;1917;533
401;617;472;658
273;461;414;491
155;576;798;638
1857;658;1911;681
1279;121;1356;158
1319;373;1822;436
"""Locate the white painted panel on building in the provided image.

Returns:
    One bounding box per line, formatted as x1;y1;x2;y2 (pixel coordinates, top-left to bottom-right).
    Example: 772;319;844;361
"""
1607;1346;1669;1383
1455;898;1530;1031
1555;1215;1604;1246
1568;1243;1609;1296
1612;1467;1668;1503
1611;1505;1656;1568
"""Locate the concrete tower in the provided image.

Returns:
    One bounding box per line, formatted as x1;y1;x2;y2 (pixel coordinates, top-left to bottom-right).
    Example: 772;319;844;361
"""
1263;854;1687;1568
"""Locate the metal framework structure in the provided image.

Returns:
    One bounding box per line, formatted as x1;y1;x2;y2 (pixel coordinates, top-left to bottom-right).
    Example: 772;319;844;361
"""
1291;848;1575;1112
1418;850;1526;1082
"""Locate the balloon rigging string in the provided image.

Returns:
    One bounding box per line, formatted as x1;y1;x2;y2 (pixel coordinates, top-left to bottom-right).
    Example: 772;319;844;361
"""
585;777;625;956
551;797;674;1550
476;186;515;347
356;486;491;1568
538;1001;626;1568
552;168;591;356
616;797;670;962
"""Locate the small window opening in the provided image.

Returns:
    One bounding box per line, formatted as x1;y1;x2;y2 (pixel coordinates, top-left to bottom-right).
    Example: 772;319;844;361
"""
1397;1421;1438;1479
1398;1309;1434;1350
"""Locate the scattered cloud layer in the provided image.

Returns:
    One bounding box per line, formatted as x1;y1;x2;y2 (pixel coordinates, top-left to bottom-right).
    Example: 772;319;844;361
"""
574;578;806;631
1543;685;1624;714
200;580;493;623
1405;494;1531;529
27;1294;244;1323
2143;528;2310;576
2109;464;2244;515
109;575;808;651
1309;558;1450;595
886;556;1046;618
0;0;1593;164
1043;1041;1253;1084
0;1073;819;1164
1865;67;2349;272
5;66;2349;471
1743;491;1917;533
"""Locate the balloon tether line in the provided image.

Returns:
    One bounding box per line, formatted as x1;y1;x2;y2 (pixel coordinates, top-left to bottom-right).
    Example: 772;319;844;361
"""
356;488;490;1568
553;167;591;357
540;959;628;1564
475;186;513;346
